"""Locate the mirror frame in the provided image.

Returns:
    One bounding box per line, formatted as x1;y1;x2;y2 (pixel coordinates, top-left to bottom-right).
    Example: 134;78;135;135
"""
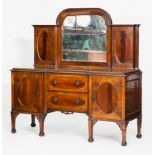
56;8;112;68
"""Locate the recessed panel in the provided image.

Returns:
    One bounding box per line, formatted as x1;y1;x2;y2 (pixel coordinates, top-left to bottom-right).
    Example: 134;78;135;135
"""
96;82;117;113
17;78;33;107
37;31;49;62
112;26;134;68
115;31;132;64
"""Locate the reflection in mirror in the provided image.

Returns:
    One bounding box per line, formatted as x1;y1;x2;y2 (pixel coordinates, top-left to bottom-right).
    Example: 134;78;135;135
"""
62;15;107;62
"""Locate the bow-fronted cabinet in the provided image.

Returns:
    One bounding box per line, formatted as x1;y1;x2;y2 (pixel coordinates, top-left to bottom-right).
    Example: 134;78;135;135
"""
11;8;142;146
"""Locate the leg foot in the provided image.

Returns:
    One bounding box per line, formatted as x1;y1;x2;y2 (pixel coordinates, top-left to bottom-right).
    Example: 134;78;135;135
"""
122;141;127;146
39;132;45;137
136;134;142;138
11;128;16;133
11;111;19;134
31;115;36;127
88;137;94;142
31;123;36;127
88;118;94;142
137;116;142;139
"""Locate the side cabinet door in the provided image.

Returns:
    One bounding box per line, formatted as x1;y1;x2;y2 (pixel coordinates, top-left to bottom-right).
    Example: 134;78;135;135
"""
110;25;139;69
34;26;57;66
11;71;44;113
89;76;125;121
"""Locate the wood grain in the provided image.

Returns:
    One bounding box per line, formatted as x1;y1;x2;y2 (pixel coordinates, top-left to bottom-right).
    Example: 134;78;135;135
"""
47;92;88;113
45;73;88;93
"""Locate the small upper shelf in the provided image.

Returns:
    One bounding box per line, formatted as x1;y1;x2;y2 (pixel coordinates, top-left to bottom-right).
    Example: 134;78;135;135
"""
63;28;106;35
63;49;106;54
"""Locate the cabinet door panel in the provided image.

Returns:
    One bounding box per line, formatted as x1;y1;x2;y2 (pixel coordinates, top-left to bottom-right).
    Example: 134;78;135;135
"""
34;26;57;66
11;71;44;113
89;76;124;121
96;82;117;113
110;25;139;69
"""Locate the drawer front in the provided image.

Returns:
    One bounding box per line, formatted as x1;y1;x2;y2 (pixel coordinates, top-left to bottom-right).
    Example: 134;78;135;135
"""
46;74;88;92
47;92;87;112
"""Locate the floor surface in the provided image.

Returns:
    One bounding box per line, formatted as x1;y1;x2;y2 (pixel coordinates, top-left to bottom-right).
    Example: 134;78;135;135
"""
3;112;152;155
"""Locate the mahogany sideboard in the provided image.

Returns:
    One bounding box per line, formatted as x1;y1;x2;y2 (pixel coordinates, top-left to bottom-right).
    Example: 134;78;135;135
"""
11;8;142;146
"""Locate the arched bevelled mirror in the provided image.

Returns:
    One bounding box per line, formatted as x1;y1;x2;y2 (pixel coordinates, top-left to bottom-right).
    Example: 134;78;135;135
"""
56;8;112;66
62;15;106;62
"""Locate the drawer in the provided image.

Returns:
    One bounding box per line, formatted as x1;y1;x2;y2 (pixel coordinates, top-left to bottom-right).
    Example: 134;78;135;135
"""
45;74;88;93
47;92;87;112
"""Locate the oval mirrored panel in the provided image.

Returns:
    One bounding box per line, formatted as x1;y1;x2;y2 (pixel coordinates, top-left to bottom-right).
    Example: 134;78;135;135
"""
62;15;107;62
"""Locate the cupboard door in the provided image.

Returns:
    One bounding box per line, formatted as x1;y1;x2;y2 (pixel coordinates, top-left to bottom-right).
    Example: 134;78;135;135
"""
11;71;44;113
110;25;139;69
89;76;125;121
34;25;57;66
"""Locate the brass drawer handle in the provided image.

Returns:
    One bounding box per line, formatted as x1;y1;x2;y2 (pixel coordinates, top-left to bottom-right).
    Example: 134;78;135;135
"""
75;80;81;87
51;80;58;86
51;96;58;104
74;98;81;105
61;111;74;115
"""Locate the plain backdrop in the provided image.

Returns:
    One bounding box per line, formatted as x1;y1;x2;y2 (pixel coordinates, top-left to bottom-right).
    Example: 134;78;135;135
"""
2;0;152;155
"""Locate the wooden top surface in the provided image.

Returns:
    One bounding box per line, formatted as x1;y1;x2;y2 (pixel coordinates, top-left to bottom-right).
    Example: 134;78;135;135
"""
11;65;141;76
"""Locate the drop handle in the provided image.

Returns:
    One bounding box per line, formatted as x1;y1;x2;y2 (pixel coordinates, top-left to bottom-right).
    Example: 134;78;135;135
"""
75;80;80;87
74;99;81;105
51;80;58;86
51;96;58;104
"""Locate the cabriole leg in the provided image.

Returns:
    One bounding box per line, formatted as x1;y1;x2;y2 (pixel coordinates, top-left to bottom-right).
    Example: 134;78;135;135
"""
88;118;94;142
11;111;19;133
31;114;36;127
136;116;142;138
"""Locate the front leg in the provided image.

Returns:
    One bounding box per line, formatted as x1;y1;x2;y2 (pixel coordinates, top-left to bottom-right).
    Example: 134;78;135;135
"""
11;111;19;133
31;114;36;127
35;113;47;136
136;116;142;138
120;121;128;146
88;118;94;142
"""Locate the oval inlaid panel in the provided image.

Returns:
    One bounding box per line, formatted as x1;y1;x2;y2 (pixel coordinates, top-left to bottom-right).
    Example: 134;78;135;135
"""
96;82;117;113
17;78;33;107
115;31;131;64
37;31;49;62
